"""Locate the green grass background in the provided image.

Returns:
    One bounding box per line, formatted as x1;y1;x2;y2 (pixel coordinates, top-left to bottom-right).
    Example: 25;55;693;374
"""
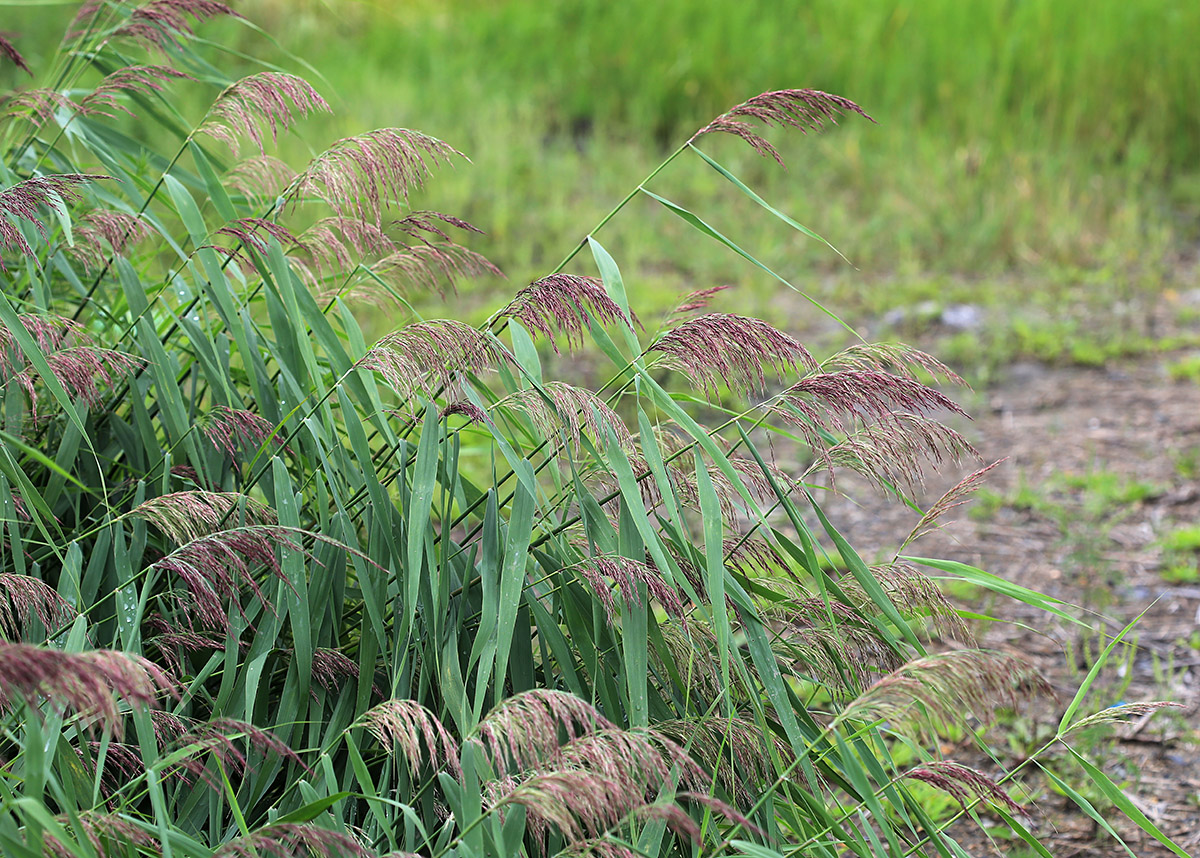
7;0;1198;376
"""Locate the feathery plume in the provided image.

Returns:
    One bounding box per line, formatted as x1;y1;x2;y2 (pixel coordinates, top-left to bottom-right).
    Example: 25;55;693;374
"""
665;284;733;321
99;0;243;53
500;274;633;352
0;174;106;266
1064;700;1183;734
903;760;1026;816
44;811;157;858
1;89;76;124
227;155;297;203
678;792;763;836
472;689;614;774
839;562;974;646
650;621;732;704
131;491;277;544
836;650;1052;739
822;342;966;387
722;535;787;577
68;209;154;270
201;406;289;461
0;642;175;735
817;413;978;495
15;347;143;421
214;216;303;256
145;614;227;676
299;216;395;277
359;698;461;776
394;210;484;243
505;382;633;456
569;553;687;624
555;727;706;796
439;399;489;425
148;525;303;632
371;242;502;295
0;34;31;75
78;64;190;117
690;89;874;165
357;320;511;400
199;72;329;156
781;371;965;430
651;314;816;398
0;573;77;640
656;717;792;806
901;459;1005;549
213;822;371;858
496;769;641;845
307;647;363;696
175;716;311;779
290;128;463;224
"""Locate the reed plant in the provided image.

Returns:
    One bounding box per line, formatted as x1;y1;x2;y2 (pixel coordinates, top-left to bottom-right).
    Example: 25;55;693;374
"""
0;4;1184;857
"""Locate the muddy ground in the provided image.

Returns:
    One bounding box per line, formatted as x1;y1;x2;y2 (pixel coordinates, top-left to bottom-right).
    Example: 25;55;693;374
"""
821;355;1200;856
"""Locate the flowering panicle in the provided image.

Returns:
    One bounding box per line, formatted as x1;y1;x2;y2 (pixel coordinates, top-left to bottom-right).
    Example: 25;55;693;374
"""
901;459;1005;549
68;209;155;270
371;242;502;295
1;89;76;124
199;72;329;156
145;615;228;675
505;382;634;456
836;650;1052;740
0;33;31;76
131;491;277;544
822;342;967;386
307;647;364;696
148;525;303;632
213;216;303;256
0;642;175;735
472;689;614;774
44;811;157;858
665;284;733;321
85;0;242;53
651;314;816;398
690;89;874;165
227;155;297;203
213;822;372;858
569;553;687;624
1064;700;1183;734
201;405;289;462
817;413;978;495
0;573;78;640
173;716;310;781
290;128;463;224
299;216;395;277
439;399;489;425
15;346;144;421
656;717;793;806
358;320;511;400
722;535;787;577
78;64;190;117
555;727;706;796
359;698;461;776
903;760;1026;816
838;562;974;645
500;274;633;352
496;769;643;845
395;210;483;243
0;173;106;266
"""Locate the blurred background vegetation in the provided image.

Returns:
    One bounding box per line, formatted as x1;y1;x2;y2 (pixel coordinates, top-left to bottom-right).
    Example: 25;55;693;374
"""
8;0;1196;378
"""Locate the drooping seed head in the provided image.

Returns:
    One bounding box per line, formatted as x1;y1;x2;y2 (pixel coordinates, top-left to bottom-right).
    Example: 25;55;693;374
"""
0;33;31;76
132;491;278;545
500;274;634;352
0;174;107;267
903;760;1026;816
199;72;330;156
0;573;78;641
472;689;614;774
359;698;461;776
77;64;190;117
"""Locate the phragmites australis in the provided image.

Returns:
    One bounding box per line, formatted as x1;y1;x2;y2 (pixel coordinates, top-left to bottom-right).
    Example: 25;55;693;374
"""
503;381;634;456
439;399;489;425
664;284;733;321
650;313;817;398
14;347;144;422
201;405;289;461
568;553;688;624
75;0;242;53
903;760;1026;816
370;242;502;295
0;642;176;735
357;319;511;400
79;64;190;116
131;491;278;544
500;274;633;352
213;822;373;858
470;688;614;774
359;698;462;776
0;573;78;641
835;650;1053;740
289;128;463;224
147;525;304;632
68;209;155;270
226;155;297;203
0;33;31;76
690;88;874;166
199;72;330;156
0;174;107;265
655;716;793;807
43;812;158;858
818;413;978;495
900;458;1005;550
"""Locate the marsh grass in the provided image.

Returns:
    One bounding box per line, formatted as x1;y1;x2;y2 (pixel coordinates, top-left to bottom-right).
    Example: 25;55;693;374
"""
0;3;1187;857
